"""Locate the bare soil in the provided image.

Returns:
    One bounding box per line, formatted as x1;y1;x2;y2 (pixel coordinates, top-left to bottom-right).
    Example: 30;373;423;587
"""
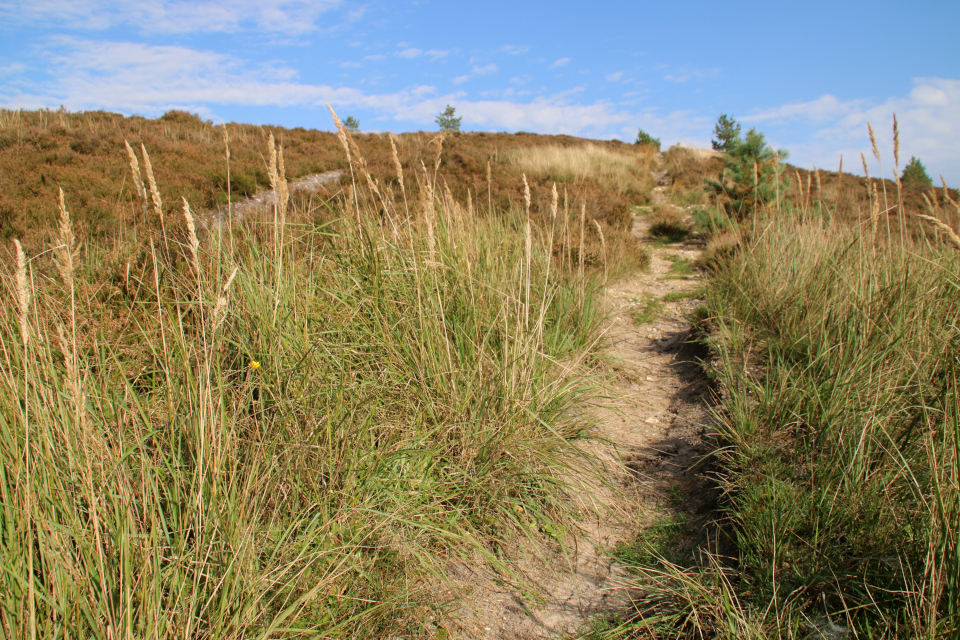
444;185;718;639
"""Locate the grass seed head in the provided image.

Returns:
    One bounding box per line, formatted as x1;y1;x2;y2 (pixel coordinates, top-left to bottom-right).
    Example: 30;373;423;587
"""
124;140;144;202
919;214;960;250
892;113;900;168
141;144;163;222
868;122;881;164
54;187;77;289
181;197;200;277
861;152;870;181
14;239;29;345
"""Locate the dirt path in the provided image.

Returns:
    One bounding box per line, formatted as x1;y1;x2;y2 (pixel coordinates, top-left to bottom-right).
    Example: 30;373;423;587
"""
447;194;718;638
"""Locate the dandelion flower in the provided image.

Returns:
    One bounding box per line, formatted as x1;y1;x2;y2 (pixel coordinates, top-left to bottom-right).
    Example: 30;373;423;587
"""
249;360;261;370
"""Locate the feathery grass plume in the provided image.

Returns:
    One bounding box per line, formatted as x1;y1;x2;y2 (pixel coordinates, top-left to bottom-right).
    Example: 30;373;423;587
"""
523;174;532;331
941;176;960;215
592;219;607;284
871;183;880;235
276;142;289;221
420;161;435;258
181;197;201;279
893;113;900;169
919;214;960;250
467;189;474;220
389;133;406;201
814;165;822;200
838;155;843;193
54;187;77;290
922;192;935;215
752;161;758;188
806;172;812;209
773;151;781;213
430;132;444;187
267;133;279;192
124;140;146;206
861;152;870;181
795;170;804;208
14;239;29;346
212;266;239;331
578;202;586;283
868;122;881;164
563;186;569;270
487;160;492;213
141;143;163;224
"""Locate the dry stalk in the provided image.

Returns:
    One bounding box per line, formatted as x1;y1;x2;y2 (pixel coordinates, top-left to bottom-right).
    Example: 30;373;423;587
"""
838;155;843;193
487;160;492;213
181;197;201;282
893;113;900;169
871;183;881;235
919;215;960;251
124;140;146;213
795;170;804;210
141;144;163;226
14;239;29;346
592;219;607;284
54;188;78;291
212;267;239;331
523;174;532;331
868;122;881;164
389;133;407;209
861;152;871;181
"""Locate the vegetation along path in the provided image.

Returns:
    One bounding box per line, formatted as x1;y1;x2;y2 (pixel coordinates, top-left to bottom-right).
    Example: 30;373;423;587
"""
450;198;718;639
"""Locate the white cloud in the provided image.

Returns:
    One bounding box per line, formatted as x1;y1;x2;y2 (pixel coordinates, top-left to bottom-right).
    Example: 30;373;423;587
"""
742;78;960;183
0;38;715;153
363;54;387;61
452;75;471;85
550;57;571;68
605;71;624;82
0;0;344;35
499;45;529;55
396;47;448;60
339;61;363;68
472;63;498;75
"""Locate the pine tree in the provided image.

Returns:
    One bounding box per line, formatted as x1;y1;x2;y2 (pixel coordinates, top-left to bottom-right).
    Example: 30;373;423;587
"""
901;156;933;187
711;114;742;152
635;129;661;151
343;116;360;132
435;105;462;133
705;128;788;220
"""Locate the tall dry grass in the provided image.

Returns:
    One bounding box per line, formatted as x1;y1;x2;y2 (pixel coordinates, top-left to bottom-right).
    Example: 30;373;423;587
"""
0;109;619;638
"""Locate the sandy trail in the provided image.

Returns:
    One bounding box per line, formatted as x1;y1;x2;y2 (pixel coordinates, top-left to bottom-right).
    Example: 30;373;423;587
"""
447;193;717;639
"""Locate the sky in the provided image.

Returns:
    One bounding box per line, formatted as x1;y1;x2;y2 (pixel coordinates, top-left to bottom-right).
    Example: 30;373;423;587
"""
1;0;958;183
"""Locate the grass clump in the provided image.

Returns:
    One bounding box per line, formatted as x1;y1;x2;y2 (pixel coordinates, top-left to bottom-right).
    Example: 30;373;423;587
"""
694;220;960;637
0;116;615;637
647;206;690;243
630;295;663;326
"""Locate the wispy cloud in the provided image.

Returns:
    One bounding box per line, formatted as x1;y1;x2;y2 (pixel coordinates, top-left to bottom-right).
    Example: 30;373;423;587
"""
550;57;571;69
499;45;529;55
0;37;714;144
0;0;345;35
605;71;624;82
472;63;498;75
742;78;960;182
396;47;449;60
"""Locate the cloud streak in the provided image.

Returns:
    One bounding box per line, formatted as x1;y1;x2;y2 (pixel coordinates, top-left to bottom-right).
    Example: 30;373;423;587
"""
0;0;345;34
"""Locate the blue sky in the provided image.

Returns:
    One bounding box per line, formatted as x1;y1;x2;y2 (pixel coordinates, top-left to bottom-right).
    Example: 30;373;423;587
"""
1;0;958;182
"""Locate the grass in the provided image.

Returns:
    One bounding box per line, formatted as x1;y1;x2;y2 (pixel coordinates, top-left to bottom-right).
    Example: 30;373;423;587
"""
662;254;695;278
630;295;663;326
0;112;624;637
508;142;656;201
646;206;690;243
601;122;960;639
661;288;705;302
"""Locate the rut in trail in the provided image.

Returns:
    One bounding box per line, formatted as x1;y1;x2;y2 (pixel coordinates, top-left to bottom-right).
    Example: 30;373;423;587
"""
446;195;719;639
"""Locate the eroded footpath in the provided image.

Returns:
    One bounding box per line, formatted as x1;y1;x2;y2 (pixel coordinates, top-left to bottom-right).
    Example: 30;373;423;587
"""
447;209;718;639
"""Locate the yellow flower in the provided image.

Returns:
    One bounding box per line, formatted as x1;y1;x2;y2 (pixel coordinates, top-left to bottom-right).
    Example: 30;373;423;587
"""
249;360;261;370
